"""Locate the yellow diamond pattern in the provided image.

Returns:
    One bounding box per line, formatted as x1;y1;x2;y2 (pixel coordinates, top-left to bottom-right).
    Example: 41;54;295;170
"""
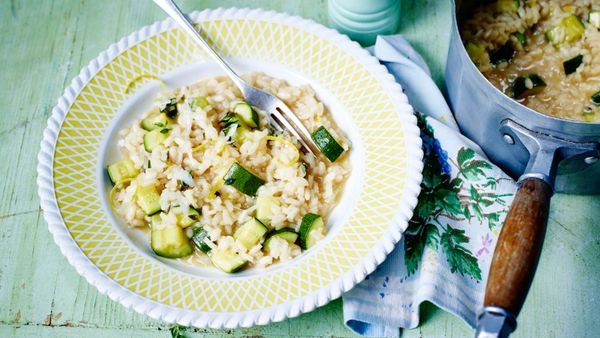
52;19;409;312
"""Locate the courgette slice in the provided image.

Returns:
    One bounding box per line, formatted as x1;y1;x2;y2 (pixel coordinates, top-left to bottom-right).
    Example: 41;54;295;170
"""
191;227;213;253
511;74;546;99
512;31;527;47
190;96;209;110
141;113;172;131
465;42;487;67
107;159;138;184
311;126;345;162
233;218;268;249
546;15;585;45
150;214;193;258
234;102;259;128
143;128;169;152
173;206;201;228
255;194;280;225
490;42;516;65
135;184;161;215
563;54;583;75
160;98;178;118
592;91;600;106
264;228;299;253
210;249;247;273
223;162;265;196
589;11;600;29
299;213;326;249
496;0;519;12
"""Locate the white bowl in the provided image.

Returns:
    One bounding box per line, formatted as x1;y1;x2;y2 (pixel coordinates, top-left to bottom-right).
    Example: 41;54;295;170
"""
37;8;422;328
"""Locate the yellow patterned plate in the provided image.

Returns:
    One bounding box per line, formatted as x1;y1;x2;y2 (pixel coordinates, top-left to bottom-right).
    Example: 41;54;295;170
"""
37;8;422;328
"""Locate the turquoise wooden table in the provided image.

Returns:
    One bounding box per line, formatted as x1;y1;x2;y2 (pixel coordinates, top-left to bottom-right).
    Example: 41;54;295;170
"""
1;1;599;337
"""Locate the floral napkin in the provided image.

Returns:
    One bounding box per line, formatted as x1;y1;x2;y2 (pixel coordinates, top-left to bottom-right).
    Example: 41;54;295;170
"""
341;35;517;337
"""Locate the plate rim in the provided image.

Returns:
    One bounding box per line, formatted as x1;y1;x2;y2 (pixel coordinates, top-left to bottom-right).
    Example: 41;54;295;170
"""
37;7;423;328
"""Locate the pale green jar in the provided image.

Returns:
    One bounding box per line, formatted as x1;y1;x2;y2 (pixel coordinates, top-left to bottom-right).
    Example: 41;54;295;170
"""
328;0;401;45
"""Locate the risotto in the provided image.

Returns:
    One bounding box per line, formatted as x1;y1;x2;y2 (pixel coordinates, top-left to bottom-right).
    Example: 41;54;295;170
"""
461;0;600;122
107;72;351;273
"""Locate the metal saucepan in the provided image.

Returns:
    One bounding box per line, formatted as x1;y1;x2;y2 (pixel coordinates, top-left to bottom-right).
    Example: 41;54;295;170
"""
447;1;600;337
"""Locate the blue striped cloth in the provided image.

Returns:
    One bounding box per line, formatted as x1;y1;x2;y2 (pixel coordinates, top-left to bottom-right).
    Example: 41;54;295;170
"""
341;35;516;337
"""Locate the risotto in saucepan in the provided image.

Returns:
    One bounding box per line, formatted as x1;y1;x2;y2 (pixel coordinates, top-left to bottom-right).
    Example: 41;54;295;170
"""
107;72;351;273
461;0;600;122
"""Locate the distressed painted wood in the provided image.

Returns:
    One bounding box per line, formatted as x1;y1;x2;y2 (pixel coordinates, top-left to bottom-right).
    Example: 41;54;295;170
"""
0;0;598;337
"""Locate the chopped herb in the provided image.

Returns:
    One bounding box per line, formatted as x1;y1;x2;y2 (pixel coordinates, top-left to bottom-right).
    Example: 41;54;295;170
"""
160;128;169;134
154;122;165;128
147;160;151;169
169;324;187;338
220;112;241;140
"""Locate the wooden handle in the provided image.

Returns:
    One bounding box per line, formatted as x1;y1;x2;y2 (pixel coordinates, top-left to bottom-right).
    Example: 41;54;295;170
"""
484;177;553;316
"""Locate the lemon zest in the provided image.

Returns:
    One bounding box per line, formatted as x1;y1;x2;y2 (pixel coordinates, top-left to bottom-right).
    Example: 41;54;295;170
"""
109;178;134;210
123;74;165;94
265;135;300;166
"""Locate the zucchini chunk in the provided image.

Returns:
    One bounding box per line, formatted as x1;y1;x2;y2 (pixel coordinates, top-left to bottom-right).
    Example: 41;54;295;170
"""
210;249;248;273
143;128;169;152
563;54;583;75
511;74;546;99
190;96;209;110
496;0;519;12
141;113;172;131
234;102;259;128
107;159;138;184
255;194;280;225
546;15;585;45
589;11;600;29
173;206;200;228
592;91;600;106
490;42;516;65
150;214;193;258
233;218;268;249
465;42;487;67
299;213;326;249
264;228;299;253
223;162;265;196
160;98;178;118
135;184;161;215
191;227;213;253
311;126;345;162
512;31;527;47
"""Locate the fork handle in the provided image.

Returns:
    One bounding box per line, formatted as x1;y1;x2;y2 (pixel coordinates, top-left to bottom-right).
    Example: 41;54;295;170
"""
153;0;246;90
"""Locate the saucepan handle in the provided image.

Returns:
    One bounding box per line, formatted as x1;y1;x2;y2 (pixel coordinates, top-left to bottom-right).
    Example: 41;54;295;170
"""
476;177;553;337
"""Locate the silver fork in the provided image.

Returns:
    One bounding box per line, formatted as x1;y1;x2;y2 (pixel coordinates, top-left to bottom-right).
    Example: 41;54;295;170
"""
153;0;321;157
